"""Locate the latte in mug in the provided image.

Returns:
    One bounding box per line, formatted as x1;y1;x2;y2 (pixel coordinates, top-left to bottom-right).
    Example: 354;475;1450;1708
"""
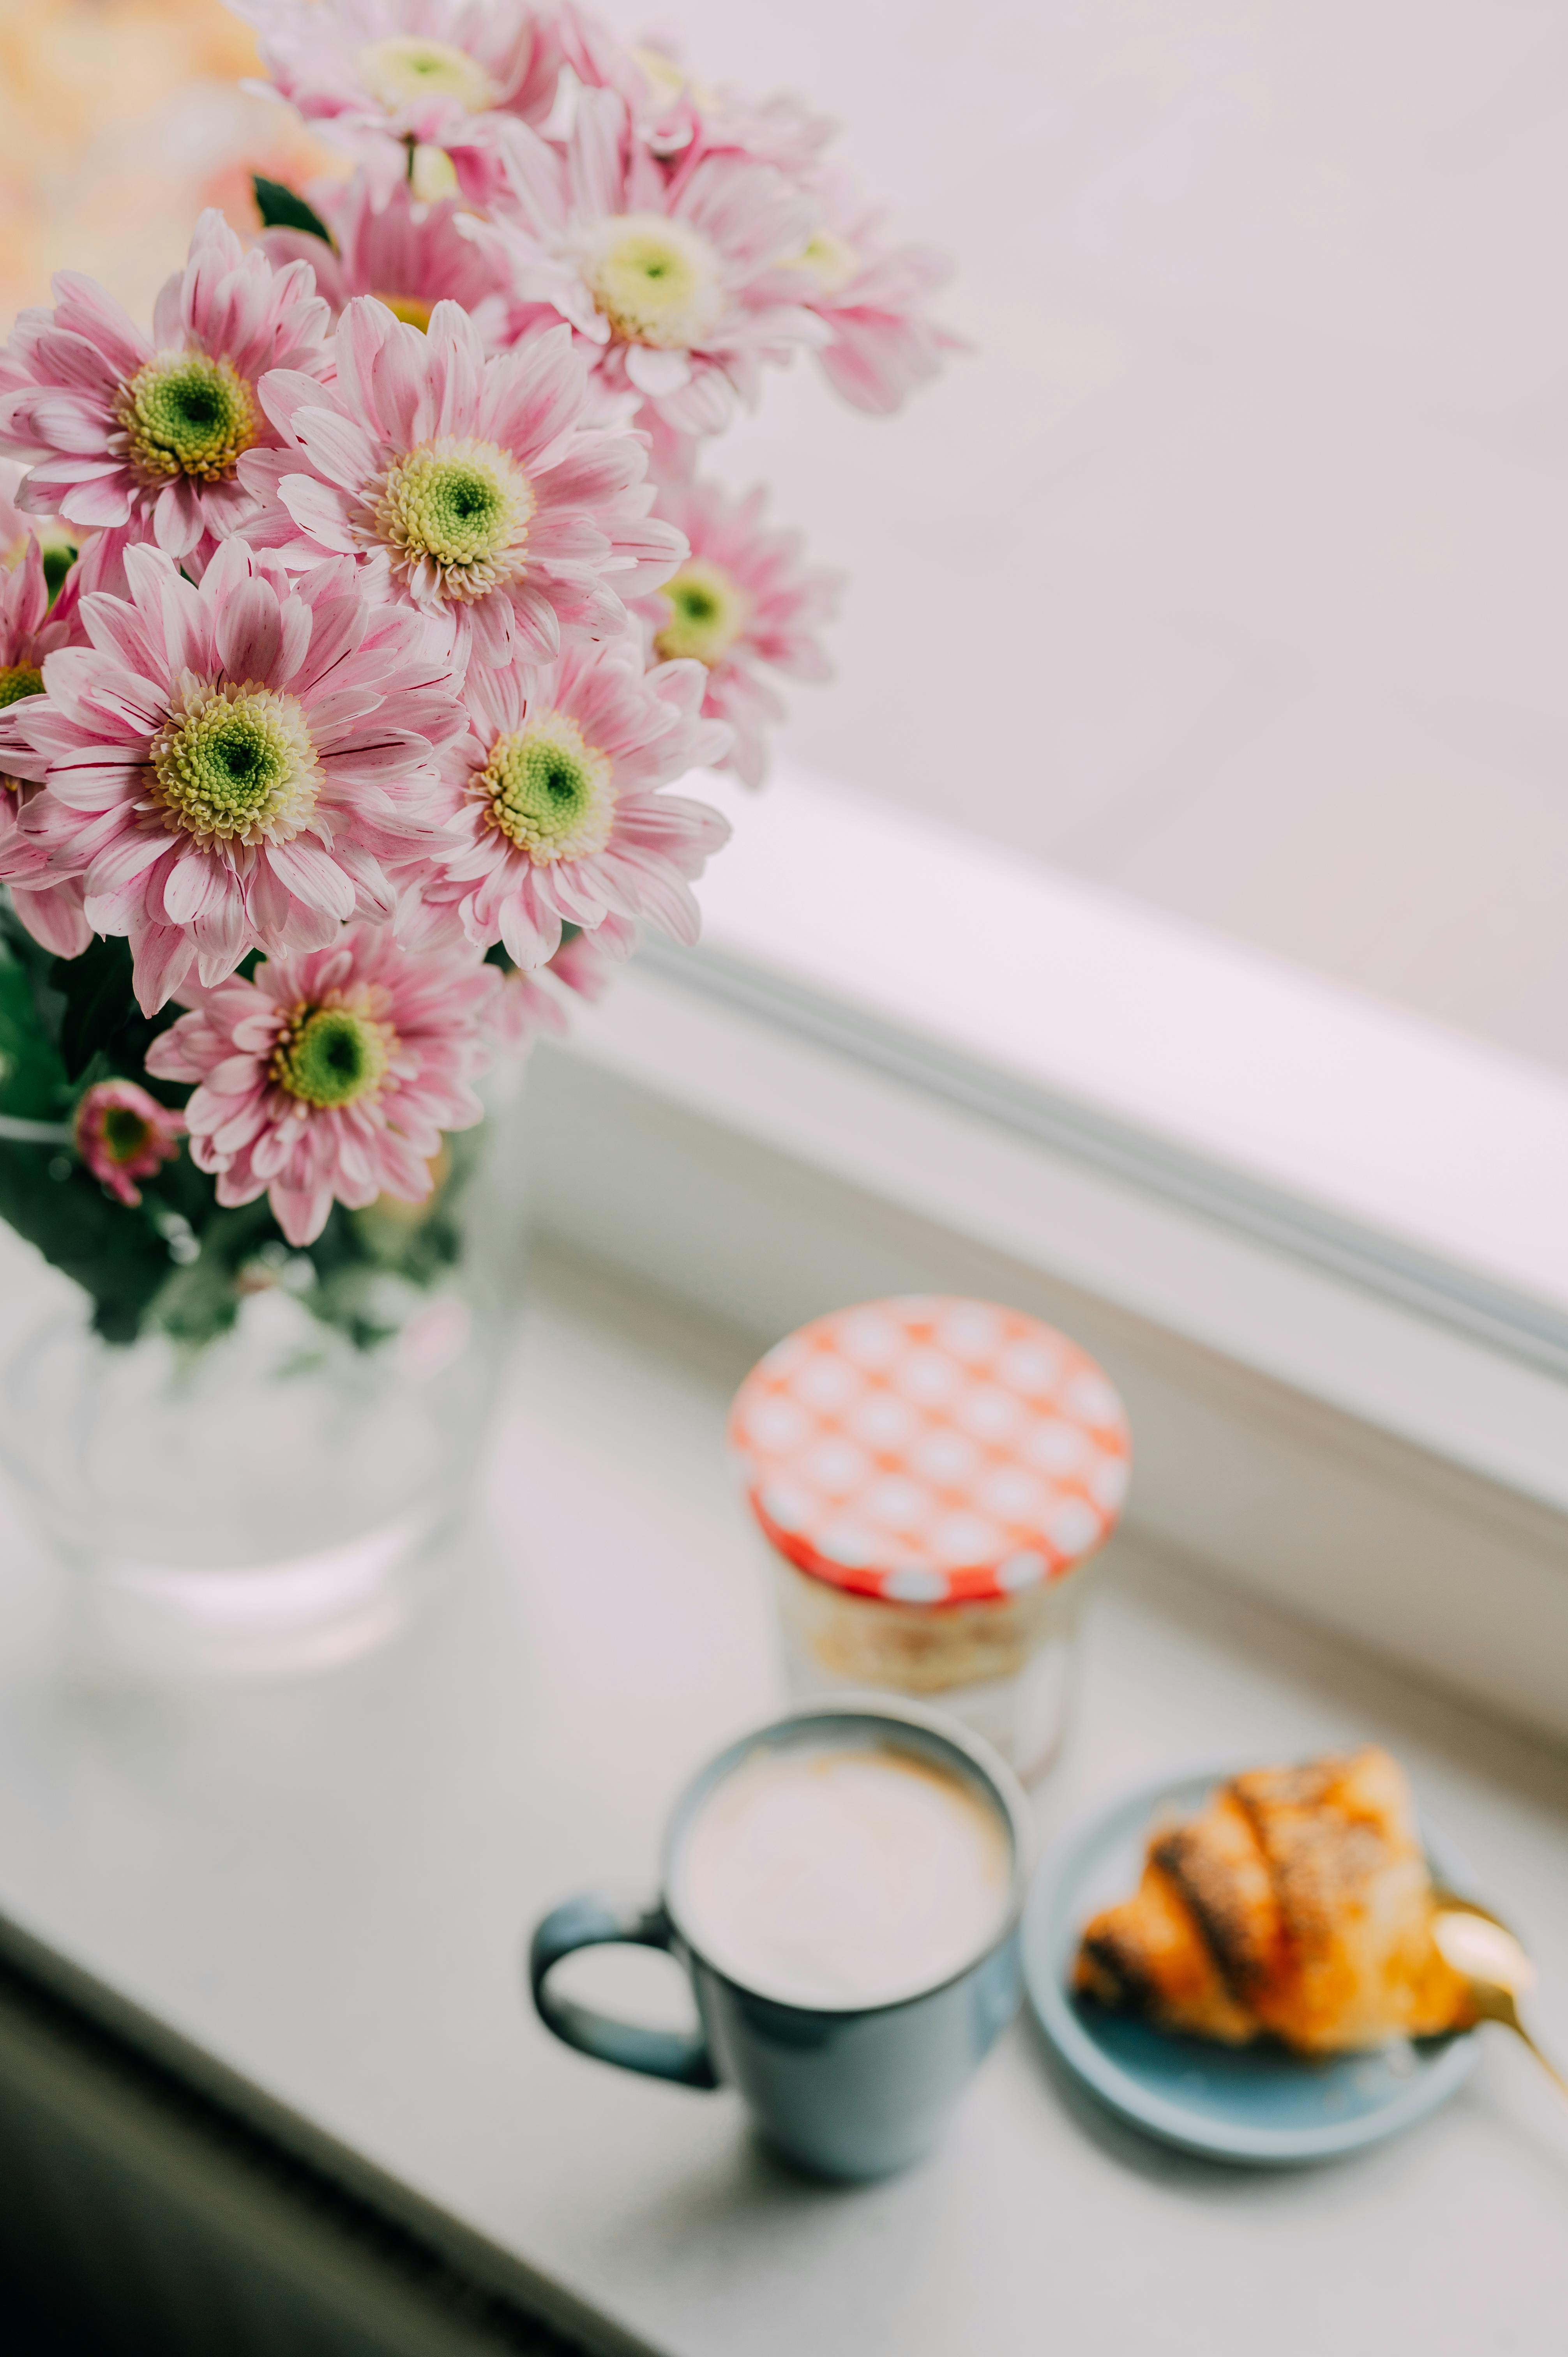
530;1701;1030;2179
669;1735;1014;2010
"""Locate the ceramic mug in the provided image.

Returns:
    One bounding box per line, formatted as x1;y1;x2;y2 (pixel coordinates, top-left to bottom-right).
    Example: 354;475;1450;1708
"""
528;1697;1033;2180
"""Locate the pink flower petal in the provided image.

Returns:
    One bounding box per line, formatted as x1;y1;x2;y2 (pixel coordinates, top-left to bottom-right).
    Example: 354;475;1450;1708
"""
128;921;196;1014
159;848;227;927
293;405;378;494
215;576;284;683
261;840;357;919
277;472;358;555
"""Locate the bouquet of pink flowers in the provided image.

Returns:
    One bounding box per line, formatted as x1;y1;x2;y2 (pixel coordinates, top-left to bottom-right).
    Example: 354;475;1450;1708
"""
0;0;954;1350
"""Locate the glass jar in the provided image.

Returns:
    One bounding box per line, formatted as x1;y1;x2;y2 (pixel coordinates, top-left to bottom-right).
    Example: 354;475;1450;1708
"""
730;1296;1130;1782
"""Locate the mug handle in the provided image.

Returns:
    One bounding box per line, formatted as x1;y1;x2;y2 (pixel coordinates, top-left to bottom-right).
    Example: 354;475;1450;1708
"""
529;1895;719;2089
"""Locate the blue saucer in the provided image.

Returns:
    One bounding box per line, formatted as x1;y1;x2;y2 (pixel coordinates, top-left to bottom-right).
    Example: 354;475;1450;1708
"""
1024;1770;1478;2164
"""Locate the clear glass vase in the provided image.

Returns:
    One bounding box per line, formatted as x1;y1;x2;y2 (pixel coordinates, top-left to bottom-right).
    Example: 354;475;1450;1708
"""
0;1066;529;1679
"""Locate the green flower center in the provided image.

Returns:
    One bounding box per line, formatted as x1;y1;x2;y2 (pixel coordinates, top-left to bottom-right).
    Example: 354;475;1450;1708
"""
117;351;258;485
102;1106;152;1164
578;214;725;349
0;662;44;709
272;1000;395;1111
654;559;751;668
479;714;614;864
782;228;862;296
355;34;496;113
372;436;534;603
148;682;320;847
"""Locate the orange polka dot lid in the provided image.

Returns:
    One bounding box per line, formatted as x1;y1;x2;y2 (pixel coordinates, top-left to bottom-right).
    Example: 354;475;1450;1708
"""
729;1297;1130;1606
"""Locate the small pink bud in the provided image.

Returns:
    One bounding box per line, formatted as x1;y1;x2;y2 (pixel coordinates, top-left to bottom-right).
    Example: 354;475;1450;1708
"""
74;1081;184;1207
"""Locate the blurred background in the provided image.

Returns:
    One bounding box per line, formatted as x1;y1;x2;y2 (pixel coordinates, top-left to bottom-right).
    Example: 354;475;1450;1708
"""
4;0;1564;1072
0;0;338;322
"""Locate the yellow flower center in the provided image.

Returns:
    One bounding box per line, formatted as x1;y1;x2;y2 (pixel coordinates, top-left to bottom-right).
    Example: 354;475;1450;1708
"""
374;290;434;332
409;143;461;203
148;681;320;847
0;660;42;799
629;46;720;115
117;351;258;485
355;35;496;115
271;995;396;1111
577;214;725;349
0;662;44;709
0;661;44;792
653;559;751;668
631;46;687;112
372;436;534;603
782;228;862;296
479;713;614;864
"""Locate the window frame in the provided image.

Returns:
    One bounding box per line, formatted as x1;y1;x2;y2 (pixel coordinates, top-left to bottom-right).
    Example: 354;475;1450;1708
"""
534;765;1568;1743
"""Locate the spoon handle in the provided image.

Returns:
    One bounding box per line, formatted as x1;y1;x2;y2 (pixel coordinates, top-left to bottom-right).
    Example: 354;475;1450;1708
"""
1430;1885;1508;1929
1500;1997;1568;2104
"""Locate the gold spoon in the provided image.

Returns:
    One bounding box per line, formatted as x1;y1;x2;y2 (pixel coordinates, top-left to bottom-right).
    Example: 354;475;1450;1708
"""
1432;1903;1568;2101
1430;1882;1508;1928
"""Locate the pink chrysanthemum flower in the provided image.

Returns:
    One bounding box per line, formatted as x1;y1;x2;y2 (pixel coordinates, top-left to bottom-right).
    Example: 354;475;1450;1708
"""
562;23;833;173
0;458;77;587
234;0;564;203
256;175;514;337
0;535;91;957
487;959;567;1051
486;911;631;1050
241;298;684;671
74;1080;185;1207
0;211;332;584
0;536;79;737
421;636;730;968
146;923;496;1247
472;87;824;436
0;461;31;568
635;477;839;787
780;171;962;416
547;917;629;998
0;539;467;1014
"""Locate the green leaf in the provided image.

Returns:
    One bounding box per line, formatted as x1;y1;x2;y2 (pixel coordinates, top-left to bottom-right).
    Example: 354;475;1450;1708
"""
56;935;135;1080
52;934;183;1096
252;176;334;246
0;1144;173;1344
42;544;77;604
0;951;69;1121
0;893;66;1050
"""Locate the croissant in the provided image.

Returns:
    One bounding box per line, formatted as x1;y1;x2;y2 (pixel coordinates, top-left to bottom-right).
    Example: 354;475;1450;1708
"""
1073;1746;1477;2053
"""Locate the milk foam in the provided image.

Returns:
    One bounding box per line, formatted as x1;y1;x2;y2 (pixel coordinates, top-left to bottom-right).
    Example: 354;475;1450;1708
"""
671;1739;1013;2010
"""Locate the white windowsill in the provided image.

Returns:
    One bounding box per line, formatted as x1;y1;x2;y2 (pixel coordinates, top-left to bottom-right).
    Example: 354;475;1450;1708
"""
0;1253;1564;2357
